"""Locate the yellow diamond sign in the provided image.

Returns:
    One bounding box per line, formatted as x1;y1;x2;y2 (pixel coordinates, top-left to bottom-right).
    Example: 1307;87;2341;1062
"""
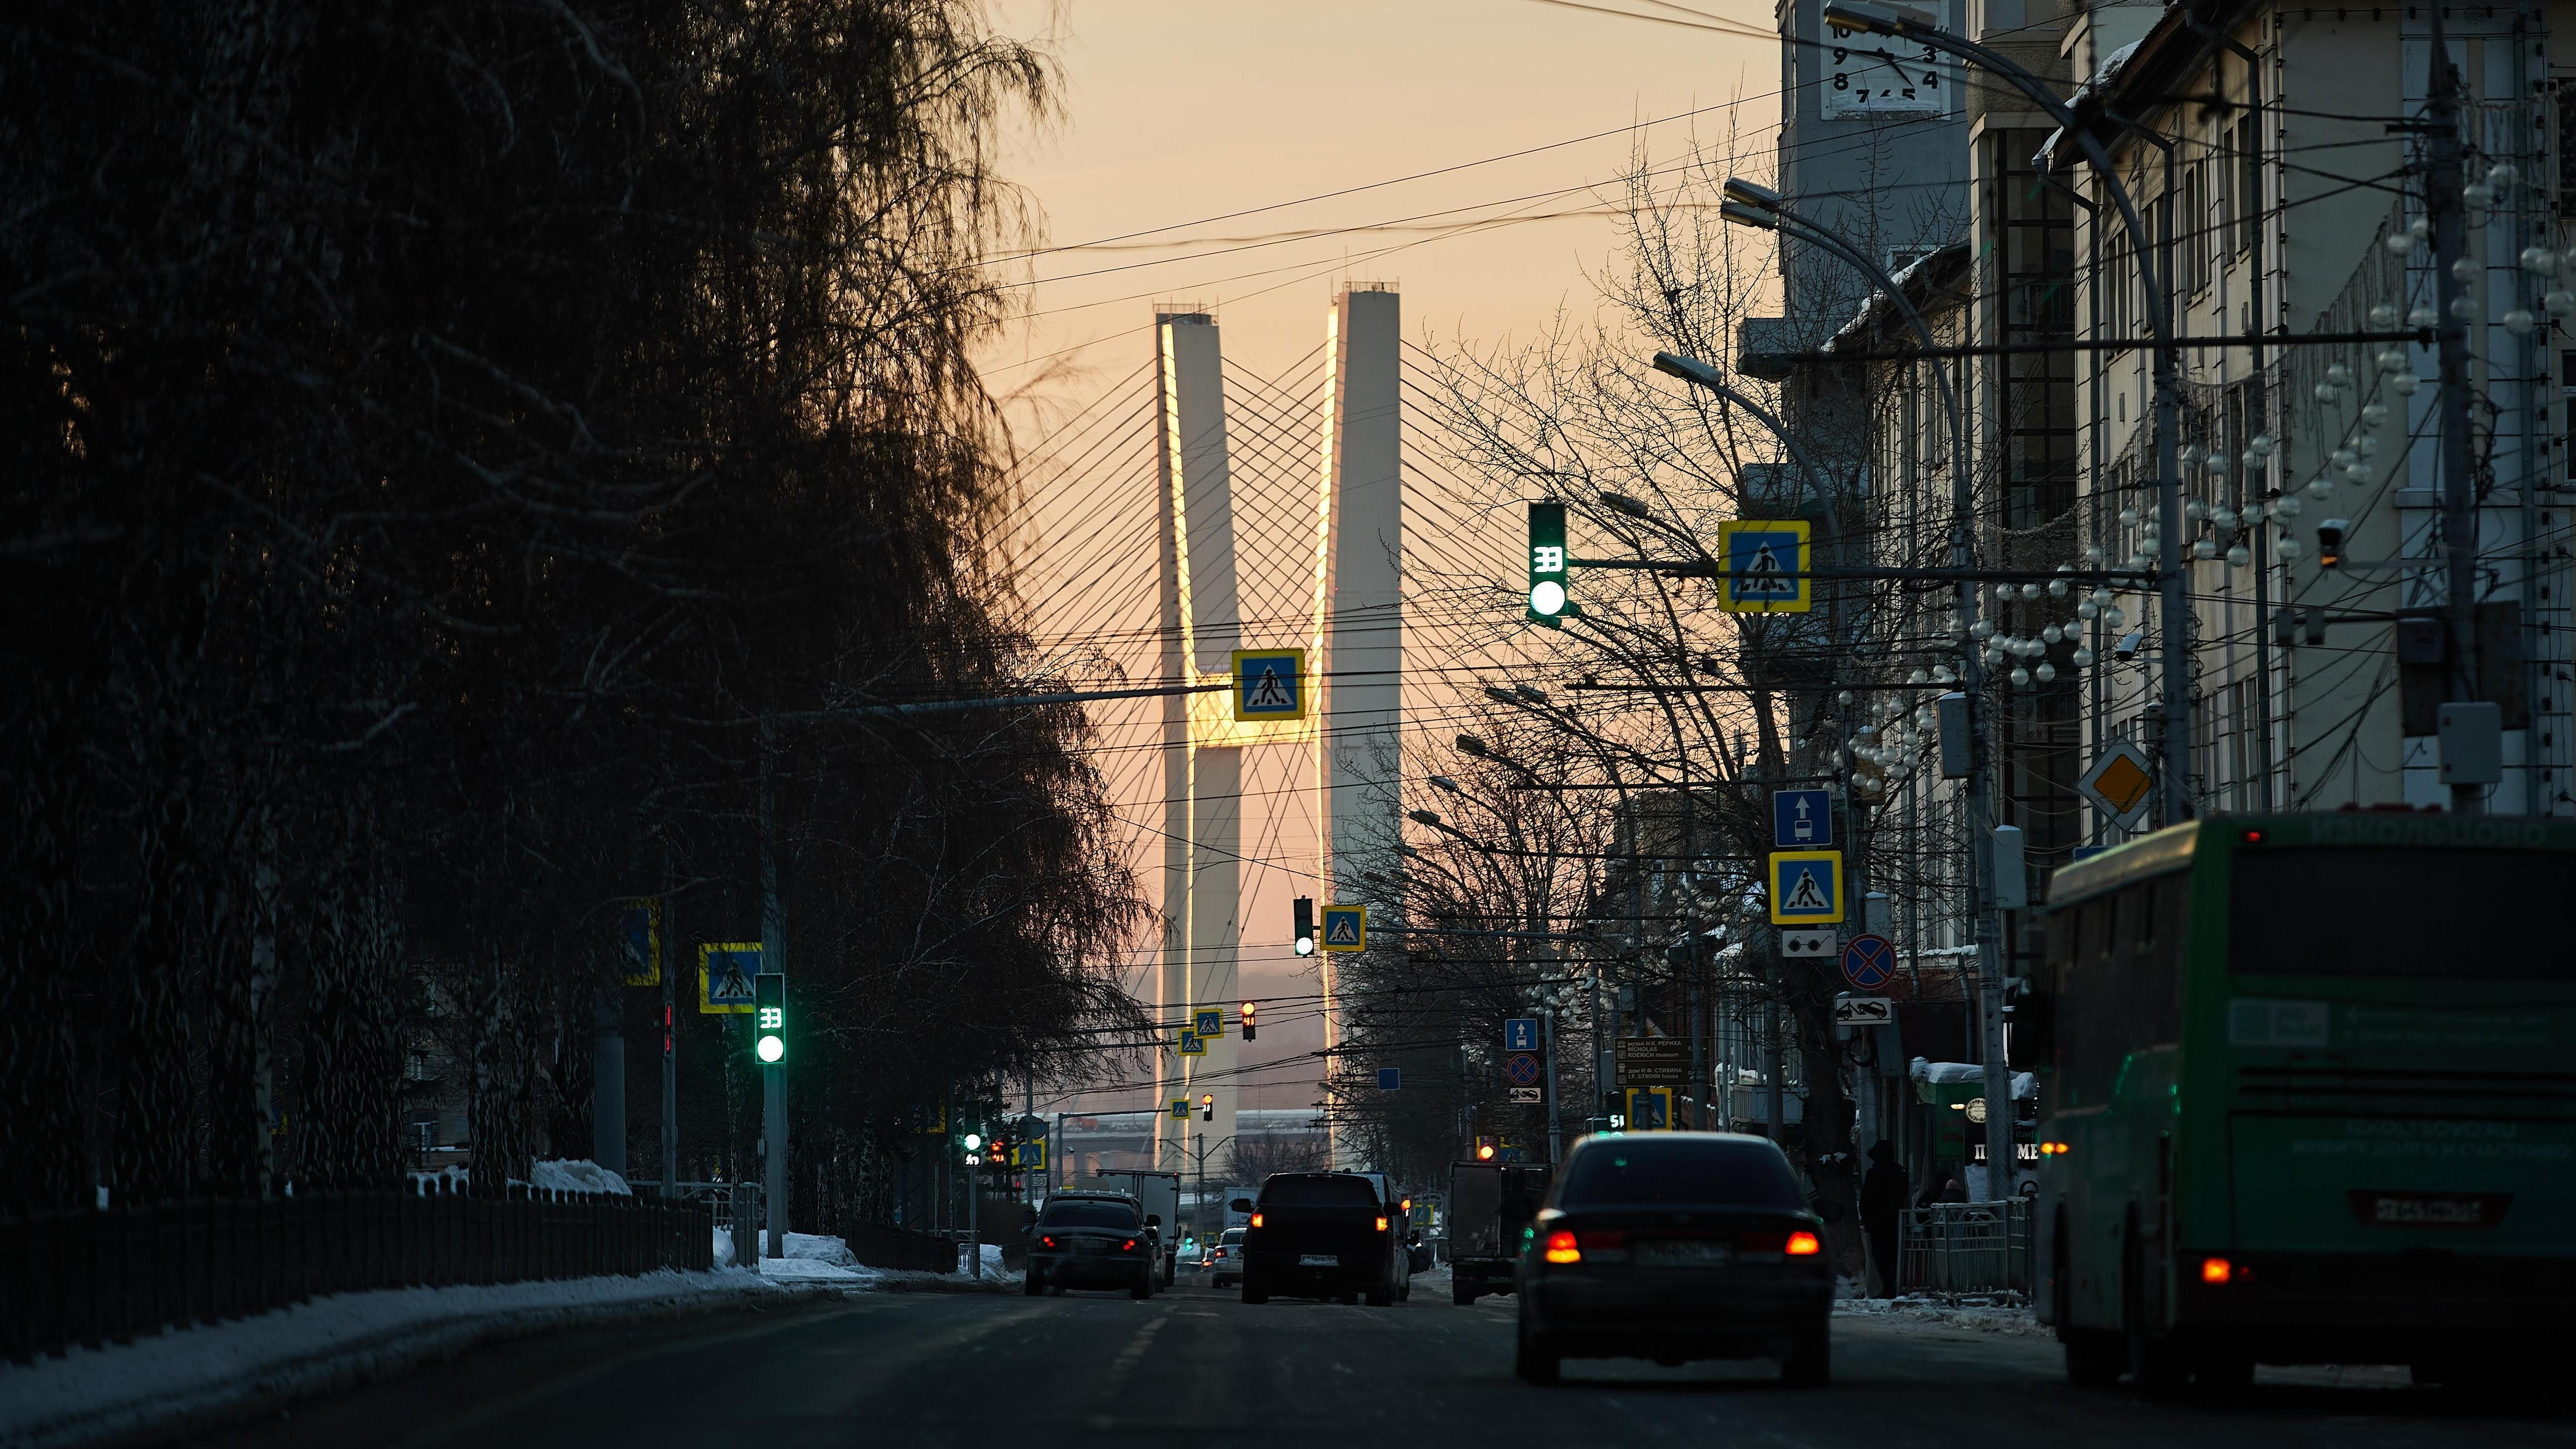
2077;740;2157;830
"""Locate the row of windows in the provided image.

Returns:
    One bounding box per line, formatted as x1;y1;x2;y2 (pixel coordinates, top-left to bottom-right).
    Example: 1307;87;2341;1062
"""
2042;875;2188;1106
2097;116;2264;347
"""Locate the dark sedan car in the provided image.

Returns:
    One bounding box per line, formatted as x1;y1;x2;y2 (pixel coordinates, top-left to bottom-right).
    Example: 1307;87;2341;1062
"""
1025;1192;1155;1299
1515;1133;1837;1386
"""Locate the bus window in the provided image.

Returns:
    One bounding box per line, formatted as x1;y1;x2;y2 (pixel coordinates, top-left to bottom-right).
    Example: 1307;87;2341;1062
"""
2229;848;2564;977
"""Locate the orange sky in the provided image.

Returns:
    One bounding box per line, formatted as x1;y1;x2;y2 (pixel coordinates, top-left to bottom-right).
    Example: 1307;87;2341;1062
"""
977;0;1779;1123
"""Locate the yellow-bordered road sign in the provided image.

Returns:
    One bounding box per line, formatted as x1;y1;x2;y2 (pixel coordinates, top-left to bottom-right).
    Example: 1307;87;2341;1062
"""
1767;850;1845;925
1624;1086;1675;1131
618;898;661;986
1170;1098;1190;1119
1194;1008;1225;1039
1177;1028;1207;1056
698;942;761;1014
1717;519;1811;613
1320;904;1367;952
1232;647;1307;721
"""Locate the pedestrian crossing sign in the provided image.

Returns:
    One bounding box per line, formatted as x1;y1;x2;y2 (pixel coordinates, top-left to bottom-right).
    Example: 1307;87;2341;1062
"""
1767;850;1845;925
698;942;761;1014
1320;904;1367;953
1232;647;1307;721
1195;1008;1225;1039
1717;519;1811;613
1171;1098;1190;1119
1178;1028;1207;1056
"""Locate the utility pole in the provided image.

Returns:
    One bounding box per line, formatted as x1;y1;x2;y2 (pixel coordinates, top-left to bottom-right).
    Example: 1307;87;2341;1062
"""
593;946;624;1176
758;722;787;1257
2426;4;2485;816
660;842;677;1194
1542;1006;1561;1164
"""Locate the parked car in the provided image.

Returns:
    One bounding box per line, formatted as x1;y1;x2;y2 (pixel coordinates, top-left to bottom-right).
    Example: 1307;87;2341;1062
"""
1514;1133;1839;1386
1236;1172;1406;1306
1025;1190;1156;1299
1205;1227;1248;1288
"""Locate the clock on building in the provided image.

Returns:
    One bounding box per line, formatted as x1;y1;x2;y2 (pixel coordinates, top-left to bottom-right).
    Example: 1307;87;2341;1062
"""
1820;32;1948;117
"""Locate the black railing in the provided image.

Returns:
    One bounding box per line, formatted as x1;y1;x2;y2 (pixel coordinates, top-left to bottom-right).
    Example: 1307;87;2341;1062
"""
0;1182;715;1364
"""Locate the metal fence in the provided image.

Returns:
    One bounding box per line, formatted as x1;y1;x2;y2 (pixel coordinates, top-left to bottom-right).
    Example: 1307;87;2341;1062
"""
0;1180;715;1364
1898;1198;2032;1300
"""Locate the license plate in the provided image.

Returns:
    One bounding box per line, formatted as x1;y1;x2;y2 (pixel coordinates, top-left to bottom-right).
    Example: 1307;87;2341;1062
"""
1635;1239;1734;1266
1299;1253;1340;1266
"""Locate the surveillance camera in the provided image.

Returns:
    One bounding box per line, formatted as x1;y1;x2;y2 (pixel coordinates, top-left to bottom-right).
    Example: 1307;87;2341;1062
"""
2113;629;2145;660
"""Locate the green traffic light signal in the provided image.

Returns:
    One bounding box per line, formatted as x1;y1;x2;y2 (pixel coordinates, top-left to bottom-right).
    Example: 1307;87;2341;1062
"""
753;973;786;1064
1527;501;1573;626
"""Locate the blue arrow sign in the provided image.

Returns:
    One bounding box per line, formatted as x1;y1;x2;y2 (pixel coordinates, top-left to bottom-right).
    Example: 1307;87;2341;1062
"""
1771;788;1834;850
1503;1017;1540;1052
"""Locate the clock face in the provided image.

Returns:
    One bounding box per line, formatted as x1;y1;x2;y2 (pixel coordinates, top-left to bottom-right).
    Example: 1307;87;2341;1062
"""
1820;35;1947;117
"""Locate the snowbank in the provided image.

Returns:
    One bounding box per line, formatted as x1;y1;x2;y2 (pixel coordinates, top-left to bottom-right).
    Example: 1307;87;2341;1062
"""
528;1159;632;1196
1908;1060;2037;1099
0;1271;821;1449
1836;1295;2047;1338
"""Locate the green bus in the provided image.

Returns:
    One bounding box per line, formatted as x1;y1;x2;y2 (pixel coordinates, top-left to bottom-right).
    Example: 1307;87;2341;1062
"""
2031;814;2576;1392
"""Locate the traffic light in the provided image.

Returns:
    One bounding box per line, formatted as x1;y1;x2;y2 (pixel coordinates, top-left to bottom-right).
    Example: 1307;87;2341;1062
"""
1292;897;1315;957
2316;518;2348;568
1475;1137;1497;1161
1240;1000;1257;1041
1200;1093;1214;1122
1527;501;1574;626
986;1135;1007;1166
753;973;786;1064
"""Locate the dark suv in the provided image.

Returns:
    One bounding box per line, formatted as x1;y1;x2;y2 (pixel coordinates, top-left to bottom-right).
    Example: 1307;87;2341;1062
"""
1237;1172;1404;1306
1025;1191;1155;1298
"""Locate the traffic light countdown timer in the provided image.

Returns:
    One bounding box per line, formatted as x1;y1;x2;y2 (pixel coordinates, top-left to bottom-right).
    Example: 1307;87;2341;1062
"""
1527;501;1575;626
753;973;786;1064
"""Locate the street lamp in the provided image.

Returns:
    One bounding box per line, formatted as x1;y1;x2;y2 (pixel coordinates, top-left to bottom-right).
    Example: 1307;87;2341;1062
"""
1823;0;2193;831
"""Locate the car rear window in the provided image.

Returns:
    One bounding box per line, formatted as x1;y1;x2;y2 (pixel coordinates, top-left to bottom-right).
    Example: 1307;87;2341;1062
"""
1557;1139;1803;1210
1039;1200;1138;1230
1221;1229;1245;1245
1259;1176;1376;1207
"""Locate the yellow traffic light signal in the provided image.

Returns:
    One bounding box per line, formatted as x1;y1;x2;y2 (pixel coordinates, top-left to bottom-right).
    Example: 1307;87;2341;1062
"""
1200;1093;1214;1122
1241;1000;1257;1041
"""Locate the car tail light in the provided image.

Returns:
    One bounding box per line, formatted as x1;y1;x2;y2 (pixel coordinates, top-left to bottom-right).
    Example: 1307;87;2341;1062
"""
1040;1235;1056;1248
1122;1238;1138;1252
1785;1231;1822;1256
1375;1216;1389;1232
1250;1212;1263;1228
1543;1230;1581;1264
2201;1256;2233;1284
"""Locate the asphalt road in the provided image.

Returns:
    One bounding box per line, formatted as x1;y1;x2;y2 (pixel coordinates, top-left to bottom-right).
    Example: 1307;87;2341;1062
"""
192;1274;2570;1449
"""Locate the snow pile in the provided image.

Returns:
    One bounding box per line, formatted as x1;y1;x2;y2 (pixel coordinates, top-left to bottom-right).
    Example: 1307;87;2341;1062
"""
0;1271;808;1449
780;1231;856;1266
528;1159;631;1196
1908;1060;2037;1099
1836;1295;2048;1338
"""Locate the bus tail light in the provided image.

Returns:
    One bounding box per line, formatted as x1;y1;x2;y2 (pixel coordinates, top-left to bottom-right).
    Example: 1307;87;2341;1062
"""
1543;1230;1582;1264
2201;1256;2234;1284
1249;1212;1263;1228
1786;1231;1823;1256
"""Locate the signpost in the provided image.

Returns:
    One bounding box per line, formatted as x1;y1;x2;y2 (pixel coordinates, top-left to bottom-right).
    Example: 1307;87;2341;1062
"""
1503;1017;1540;1052
1770;788;1834;849
1613;1036;1689;1086
617;899;661;986
1320;905;1367;952
698;943;759;1014
1231;647;1307;721
1766;851;1845;925
2076;739;2158;832
1840;934;1898;991
1715;519;1812;614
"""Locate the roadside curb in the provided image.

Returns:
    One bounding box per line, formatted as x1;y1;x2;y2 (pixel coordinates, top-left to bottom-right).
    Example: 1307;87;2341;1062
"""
3;1278;849;1449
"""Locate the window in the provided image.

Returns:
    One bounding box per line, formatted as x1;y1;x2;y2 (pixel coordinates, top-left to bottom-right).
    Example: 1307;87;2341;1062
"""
1259;1175;1376;1208
1040;1200;1139;1230
2056;875;2189;1106
2234;114;2261;256
2562;351;2576;481
2182;162;2210;294
1556;1138;1803;1210
2229;849;2570;978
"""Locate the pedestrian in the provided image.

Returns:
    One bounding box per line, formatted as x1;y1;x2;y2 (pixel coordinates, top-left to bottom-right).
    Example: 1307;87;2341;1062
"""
1859;1139;1907;1298
1936;1176;1968;1204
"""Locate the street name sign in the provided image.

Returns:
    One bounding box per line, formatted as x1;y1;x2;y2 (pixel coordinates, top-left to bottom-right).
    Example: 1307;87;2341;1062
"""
1232;647;1307;721
2076;739;2157;832
1770;788;1834;849
1716;519;1811;614
1614;1036;1689;1086
1320;904;1367;952
1766;850;1845;925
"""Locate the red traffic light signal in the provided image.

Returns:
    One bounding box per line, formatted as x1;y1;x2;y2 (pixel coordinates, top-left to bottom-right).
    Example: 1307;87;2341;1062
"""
1475;1137;1497;1161
1200;1093;1214;1122
1241;1000;1257;1041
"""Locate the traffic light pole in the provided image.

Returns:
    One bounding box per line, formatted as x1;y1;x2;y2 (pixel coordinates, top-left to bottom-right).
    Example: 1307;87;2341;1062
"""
759;720;787;1259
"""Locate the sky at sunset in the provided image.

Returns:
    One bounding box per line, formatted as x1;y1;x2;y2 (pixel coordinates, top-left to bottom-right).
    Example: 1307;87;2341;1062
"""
977;1;1780;1122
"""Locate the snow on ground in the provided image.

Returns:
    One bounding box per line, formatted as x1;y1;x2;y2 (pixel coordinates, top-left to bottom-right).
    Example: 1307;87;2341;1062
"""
527;1159;631;1195
1835;1295;2049;1338
0;1270;817;1449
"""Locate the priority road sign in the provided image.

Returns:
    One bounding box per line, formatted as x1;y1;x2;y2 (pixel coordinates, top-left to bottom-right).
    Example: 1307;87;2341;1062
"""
1232;647;1307;721
1320;904;1367;952
1771;788;1834;849
2077;739;2157;831
1376;1068;1402;1091
1177;1029;1207;1056
1767;850;1844;925
1194;1008;1225;1039
1716;519;1811;614
698;942;760;1014
1840;934;1898;991
1504;1017;1540;1052
1504;1052;1543;1087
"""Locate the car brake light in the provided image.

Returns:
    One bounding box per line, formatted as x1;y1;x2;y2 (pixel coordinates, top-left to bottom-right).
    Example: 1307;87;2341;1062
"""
2201;1256;2233;1284
1786;1231;1822;1256
1250;1212;1263;1228
1122;1238;1138;1252
1543;1230;1581;1264
1040;1235;1056;1248
1375;1216;1389;1232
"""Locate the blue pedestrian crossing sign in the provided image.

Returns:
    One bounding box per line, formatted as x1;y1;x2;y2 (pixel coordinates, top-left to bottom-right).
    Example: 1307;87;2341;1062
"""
1771;788;1834;849
1320;904;1367;952
1232;647;1307;721
617;898;661;986
1503;1017;1540;1052
1177;1028;1207;1056
1717;519;1811;614
698;942;760;1014
1194;1008;1225;1039
1767;850;1845;925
